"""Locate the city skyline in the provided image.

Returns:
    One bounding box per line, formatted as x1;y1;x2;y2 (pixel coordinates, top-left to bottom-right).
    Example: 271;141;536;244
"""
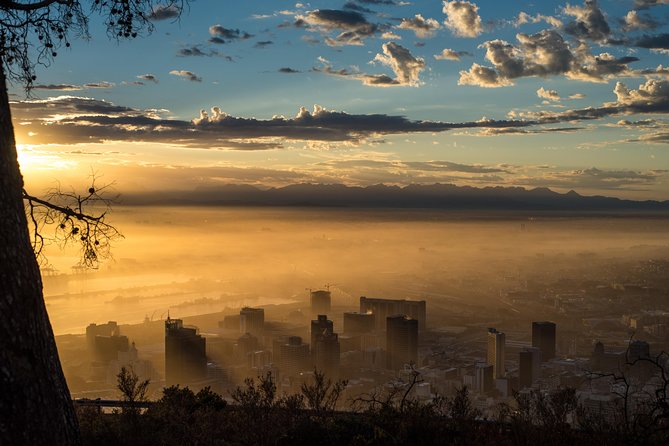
8;0;669;200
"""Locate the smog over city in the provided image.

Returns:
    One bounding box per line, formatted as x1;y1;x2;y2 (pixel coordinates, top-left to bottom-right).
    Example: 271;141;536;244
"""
3;0;669;445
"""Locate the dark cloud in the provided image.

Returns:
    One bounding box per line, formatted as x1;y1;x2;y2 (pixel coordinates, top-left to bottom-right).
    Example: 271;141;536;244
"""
635;33;669;49
11;97;537;149
622;11;658;31
634;0;669;10
32;84;82;91
343;1;375;14
148;4;180;21
516;167;663;191
278;67;301;73
563;0;610;42
254;40;274;48
296;9;380;46
208;25;254;44
137;74;159;84
177;46;220;57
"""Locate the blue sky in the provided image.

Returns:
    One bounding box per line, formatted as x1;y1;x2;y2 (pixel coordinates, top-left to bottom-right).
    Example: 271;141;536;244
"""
8;0;669;199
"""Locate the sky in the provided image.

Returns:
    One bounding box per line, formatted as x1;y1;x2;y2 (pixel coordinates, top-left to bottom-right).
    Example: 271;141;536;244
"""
8;0;669;200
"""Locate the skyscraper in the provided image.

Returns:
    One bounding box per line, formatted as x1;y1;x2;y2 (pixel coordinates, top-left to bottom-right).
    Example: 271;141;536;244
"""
343;312;375;335
165;317;207;386
310;290;331;316
360;296;426;331
386;315;418;370
240;307;265;337
487;328;505;379
519;347;541;389
314;330;340;377
532;321;556;361
311;315;334;350
279;336;310;376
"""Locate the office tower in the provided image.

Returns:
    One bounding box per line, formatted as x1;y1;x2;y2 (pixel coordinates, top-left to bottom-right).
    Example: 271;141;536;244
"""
532;321;556;361
343;312;375;335
314;331;340;377
165;317;207;385
519;347;541;389
311;315;334;350
240;307;265;337
94;334;129;363
236;333;259;360
86;321;120;359
360;296;426;331
386;315;418;370
310;290;331;316
487;328;506;379
475;363;494;393
279;336;310;376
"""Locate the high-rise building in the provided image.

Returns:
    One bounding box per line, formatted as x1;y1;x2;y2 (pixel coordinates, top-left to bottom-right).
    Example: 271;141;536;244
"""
386;315;418;370
94;334;129;363
532;321;556;361
487;328;506;379
165;317;207;385
240;307;265;337
86;321;120;359
475;363;494;393
311;315;334;350
343;312;375;335
360;297;426;331
310;290;331;316
519;347;541;389
279;336;310;376
314;331;340;377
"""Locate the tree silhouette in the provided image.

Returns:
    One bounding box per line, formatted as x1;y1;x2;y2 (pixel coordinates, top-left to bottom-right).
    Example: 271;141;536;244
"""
0;1;183;444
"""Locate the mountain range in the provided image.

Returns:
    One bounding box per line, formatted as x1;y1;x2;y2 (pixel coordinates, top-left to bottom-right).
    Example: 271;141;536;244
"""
120;183;669;212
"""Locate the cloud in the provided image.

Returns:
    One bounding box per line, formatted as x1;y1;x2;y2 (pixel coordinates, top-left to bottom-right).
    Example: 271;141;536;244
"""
137;74;159;84
515;12;562;28
635;33;669;50
32;84;83;91
537;87;560;101
177;46;220;57
458;30;638;87
563;0;610;42
148;4;180;21
442;1;483;38
254;40;274;48
296;9;379;46
278;67;301;73
169;70;202;82
11;96;537;149
434;48;472;61
622;10;658;31
634;0;669;9
208;25;254;44
568;93;585;99
31;82;114;90
515;167;664;191
372;42;425;86
397;14;441;38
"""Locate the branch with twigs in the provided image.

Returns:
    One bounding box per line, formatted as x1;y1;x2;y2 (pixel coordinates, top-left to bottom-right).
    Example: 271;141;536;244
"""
22;176;123;268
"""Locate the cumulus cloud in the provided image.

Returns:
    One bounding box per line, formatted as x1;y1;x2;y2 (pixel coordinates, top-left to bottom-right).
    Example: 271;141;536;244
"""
516;12;562;28
169;70;202;82
458;30;638;87
442;1;483;38
397;14;441;38
622;10;658;31
148;4;180;21
434;48;472;61
208;25;254;44
373;42;425;86
634;0;669;9
537;87;560;101
563;0;611;42
137;74;159;84
296;9;379;46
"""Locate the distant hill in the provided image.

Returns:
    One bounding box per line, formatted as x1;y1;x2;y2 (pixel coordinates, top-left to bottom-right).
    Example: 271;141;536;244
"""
121;183;669;212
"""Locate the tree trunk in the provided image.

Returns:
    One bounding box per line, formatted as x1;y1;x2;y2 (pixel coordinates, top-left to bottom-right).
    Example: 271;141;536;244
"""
0;61;81;444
